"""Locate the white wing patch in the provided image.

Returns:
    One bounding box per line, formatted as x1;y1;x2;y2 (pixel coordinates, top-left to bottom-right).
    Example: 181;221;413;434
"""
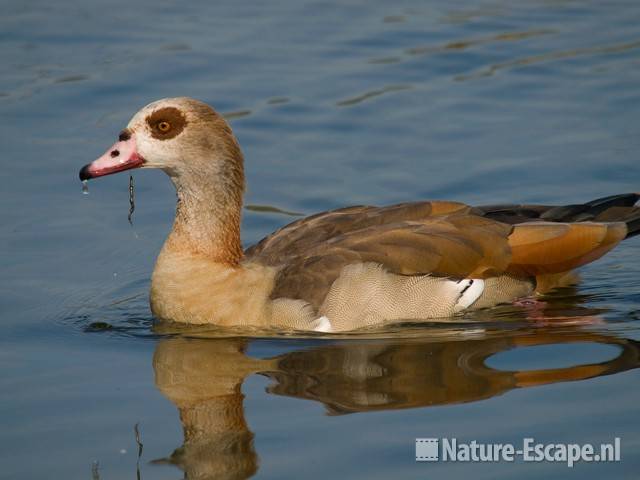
453;279;485;312
311;315;333;333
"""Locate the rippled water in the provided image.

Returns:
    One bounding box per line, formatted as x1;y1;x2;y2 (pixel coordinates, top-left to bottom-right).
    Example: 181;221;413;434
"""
1;0;640;478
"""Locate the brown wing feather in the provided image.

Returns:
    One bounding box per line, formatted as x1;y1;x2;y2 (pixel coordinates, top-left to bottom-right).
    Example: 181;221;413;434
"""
247;201;513;308
245;200;471;263
246;196;634;308
506;221;627;276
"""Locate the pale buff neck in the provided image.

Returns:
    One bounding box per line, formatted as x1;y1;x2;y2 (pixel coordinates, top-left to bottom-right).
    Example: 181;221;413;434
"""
163;157;245;265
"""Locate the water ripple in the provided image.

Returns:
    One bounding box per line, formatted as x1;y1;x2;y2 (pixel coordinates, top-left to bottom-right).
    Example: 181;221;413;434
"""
456;39;640;81
336;84;412;107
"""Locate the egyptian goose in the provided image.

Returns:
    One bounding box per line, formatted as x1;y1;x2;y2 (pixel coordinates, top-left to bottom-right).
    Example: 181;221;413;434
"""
79;97;640;332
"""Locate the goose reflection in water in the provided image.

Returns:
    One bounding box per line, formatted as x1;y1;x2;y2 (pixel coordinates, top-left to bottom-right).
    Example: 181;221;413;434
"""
151;326;640;479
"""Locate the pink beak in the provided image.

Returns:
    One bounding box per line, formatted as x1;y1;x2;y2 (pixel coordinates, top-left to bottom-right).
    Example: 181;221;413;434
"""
79;132;145;180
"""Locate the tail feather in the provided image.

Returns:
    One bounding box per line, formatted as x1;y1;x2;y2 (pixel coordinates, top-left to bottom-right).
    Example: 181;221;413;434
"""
477;193;640;239
625;214;640;238
593;206;640;238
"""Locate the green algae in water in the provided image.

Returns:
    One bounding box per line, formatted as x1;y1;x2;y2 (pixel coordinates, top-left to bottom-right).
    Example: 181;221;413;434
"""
128;175;135;225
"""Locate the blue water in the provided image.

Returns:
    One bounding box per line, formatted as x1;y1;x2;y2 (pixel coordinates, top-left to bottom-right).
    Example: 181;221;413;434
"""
1;0;639;478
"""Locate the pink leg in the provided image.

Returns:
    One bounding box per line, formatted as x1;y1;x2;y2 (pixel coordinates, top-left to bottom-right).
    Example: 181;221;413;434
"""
513;296;604;326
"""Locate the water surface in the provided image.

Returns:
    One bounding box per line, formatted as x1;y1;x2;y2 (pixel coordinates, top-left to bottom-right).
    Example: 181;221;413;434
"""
1;0;639;478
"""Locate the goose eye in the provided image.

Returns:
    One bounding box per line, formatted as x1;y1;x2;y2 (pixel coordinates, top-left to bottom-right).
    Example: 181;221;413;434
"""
157;121;171;133
146;107;186;140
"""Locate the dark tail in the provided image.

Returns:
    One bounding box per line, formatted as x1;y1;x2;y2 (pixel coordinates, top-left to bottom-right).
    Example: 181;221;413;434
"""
476;193;640;239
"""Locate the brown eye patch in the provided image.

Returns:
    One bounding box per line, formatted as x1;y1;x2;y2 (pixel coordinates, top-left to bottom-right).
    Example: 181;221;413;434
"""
146;107;187;140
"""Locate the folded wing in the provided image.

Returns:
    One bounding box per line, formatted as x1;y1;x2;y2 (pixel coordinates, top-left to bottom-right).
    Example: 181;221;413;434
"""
246;194;637;309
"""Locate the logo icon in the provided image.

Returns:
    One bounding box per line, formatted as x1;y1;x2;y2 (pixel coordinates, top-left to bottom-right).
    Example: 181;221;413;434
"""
416;438;439;462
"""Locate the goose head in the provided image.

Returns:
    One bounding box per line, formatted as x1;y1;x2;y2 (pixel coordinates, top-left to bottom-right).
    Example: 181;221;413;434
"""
79;97;244;194
80;97;246;263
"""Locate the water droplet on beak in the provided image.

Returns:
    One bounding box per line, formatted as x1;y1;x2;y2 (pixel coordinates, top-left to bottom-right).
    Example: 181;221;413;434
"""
82;180;89;195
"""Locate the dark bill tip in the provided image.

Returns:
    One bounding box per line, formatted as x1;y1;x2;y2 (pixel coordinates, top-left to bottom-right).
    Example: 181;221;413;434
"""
79;164;93;181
